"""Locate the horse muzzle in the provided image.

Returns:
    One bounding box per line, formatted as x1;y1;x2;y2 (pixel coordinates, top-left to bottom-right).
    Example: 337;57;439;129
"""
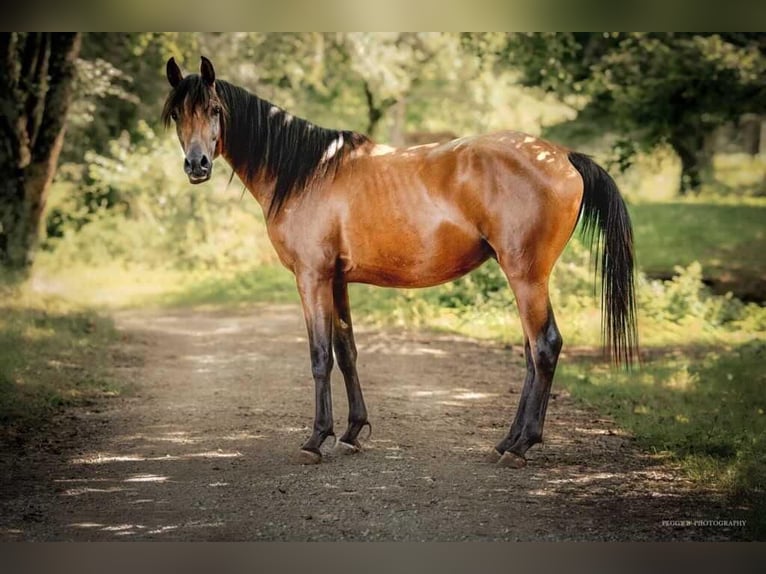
184;152;212;184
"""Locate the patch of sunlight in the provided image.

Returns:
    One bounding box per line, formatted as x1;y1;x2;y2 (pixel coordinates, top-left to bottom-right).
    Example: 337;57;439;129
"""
71;450;241;464
69;522;104;529
54;478;111;483
118;430;200;445
62;486;130;496
124;474;170;483
103;524;145;532
221;432;265;441
633;405;649;415
21;325;55;341
437;401;473;407
183;351;268;365
185;450;242;459
675;414;690;424
527;489;551;496
71;454;163;464
452;391;494;400
208;482;229;487
411;390;447;397
573;427;625;436
148;525;179;534
664;366;699;391
186;354;222;364
187;520;224;529
359;342;448;357
281;426;310;433
209;323;246;335
548;472;620;485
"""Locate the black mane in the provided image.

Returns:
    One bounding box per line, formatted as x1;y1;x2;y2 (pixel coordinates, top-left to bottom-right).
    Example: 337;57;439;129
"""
163;75;370;217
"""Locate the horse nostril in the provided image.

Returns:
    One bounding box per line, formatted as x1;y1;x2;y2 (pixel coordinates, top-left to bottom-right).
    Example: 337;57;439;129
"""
200;155;211;169
184;157;192;174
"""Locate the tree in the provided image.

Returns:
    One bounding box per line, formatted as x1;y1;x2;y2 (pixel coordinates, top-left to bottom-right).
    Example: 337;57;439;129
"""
500;33;766;194
231;33;473;139
0;33;81;272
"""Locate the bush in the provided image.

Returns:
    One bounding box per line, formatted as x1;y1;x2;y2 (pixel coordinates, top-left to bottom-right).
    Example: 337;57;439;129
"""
43;124;274;272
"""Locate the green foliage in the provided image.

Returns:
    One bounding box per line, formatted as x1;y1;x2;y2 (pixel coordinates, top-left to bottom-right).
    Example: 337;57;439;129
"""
44;125;274;271
503;33;766;193
638;263;766;333
64;33;201;163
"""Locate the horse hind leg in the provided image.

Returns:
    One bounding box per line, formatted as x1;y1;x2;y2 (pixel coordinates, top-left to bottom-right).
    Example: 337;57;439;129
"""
332;278;370;453
487;336;534;462
494;276;562;468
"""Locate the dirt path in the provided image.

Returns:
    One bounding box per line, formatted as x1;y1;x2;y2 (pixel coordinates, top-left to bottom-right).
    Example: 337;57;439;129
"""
0;305;745;541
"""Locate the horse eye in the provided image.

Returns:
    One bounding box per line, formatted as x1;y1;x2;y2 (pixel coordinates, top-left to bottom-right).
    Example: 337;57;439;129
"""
212;106;221;116
170;110;178;121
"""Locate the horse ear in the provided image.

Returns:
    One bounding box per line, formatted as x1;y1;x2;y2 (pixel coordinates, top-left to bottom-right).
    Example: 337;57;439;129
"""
200;56;216;86
166;57;183;88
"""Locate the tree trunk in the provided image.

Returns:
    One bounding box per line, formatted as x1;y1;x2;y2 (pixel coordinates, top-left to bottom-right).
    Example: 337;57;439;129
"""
362;80;397;138
0;33;80;273
740;114;762;156
670;131;714;196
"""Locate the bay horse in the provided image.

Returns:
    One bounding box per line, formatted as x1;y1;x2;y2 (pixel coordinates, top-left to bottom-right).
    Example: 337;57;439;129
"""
163;56;637;468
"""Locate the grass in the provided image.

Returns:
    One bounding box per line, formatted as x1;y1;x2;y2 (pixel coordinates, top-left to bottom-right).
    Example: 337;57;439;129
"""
557;340;766;538
630;201;766;287
0;281;122;432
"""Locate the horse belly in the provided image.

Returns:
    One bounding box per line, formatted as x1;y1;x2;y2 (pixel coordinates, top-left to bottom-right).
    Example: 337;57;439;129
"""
342;220;492;288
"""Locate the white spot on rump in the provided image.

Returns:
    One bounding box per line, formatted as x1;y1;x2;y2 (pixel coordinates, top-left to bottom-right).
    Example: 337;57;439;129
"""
523;136;536;144
536;151;551;161
370;144;395;156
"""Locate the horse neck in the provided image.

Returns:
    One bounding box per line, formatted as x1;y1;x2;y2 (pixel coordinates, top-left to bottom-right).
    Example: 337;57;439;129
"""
217;91;275;211
221;145;275;212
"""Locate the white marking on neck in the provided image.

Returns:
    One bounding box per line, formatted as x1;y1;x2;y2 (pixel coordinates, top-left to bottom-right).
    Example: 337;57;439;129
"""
268;106;281;117
283;113;293;125
321;134;345;162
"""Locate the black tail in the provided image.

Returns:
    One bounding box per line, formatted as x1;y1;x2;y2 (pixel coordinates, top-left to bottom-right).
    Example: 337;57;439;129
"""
568;151;638;367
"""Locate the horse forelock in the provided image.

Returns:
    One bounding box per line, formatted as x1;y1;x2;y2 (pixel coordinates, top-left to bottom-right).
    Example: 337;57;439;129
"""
161;74;226;128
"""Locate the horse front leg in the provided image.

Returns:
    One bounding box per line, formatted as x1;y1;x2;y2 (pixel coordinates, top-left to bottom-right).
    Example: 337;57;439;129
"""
296;270;335;464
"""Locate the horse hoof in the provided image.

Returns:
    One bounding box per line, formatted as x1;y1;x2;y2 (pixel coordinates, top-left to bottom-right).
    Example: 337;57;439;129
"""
319;435;337;456
298;449;322;465
497;451;527;469
335;441;361;455
486;448;503;463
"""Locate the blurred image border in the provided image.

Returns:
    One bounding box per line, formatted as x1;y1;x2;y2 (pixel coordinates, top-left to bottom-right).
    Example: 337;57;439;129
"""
2;541;765;573
3;0;766;32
